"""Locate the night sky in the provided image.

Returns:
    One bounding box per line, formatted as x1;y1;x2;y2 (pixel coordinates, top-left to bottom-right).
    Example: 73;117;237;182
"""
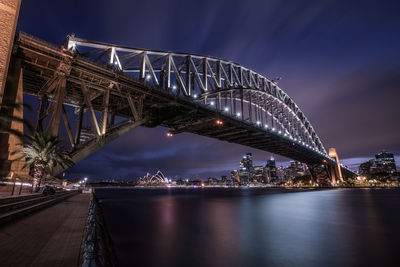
16;0;400;180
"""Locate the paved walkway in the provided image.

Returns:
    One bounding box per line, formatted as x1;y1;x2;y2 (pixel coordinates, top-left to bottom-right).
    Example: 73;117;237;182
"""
0;193;90;267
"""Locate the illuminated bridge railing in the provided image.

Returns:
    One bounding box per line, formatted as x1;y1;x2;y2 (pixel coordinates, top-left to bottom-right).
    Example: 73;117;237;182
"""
67;35;328;156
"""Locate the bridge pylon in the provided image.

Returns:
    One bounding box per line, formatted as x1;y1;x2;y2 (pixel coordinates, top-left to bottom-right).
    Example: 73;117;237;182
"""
328;147;343;185
0;0;26;179
0;57;29;179
0;0;21;101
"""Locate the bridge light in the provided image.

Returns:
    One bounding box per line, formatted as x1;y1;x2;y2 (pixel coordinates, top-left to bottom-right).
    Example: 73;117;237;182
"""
264;124;268;128
224;107;229;112
236;112;241;117
172;85;177;90
294;138;297;141
210;101;215;106
146;74;151;80
69;41;76;50
278;130;282;134
272;128;275;131
284;133;287;137
256;121;261;125
193;94;198;98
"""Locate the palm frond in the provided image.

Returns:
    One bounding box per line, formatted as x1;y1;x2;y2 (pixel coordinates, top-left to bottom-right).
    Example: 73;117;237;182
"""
12;131;74;173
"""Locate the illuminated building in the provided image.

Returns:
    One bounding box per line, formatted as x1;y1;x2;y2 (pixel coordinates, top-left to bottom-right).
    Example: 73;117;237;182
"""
359;151;397;178
375;152;397;173
254;166;268;183
266;155;277;182
239;153;254;184
137;171;170;185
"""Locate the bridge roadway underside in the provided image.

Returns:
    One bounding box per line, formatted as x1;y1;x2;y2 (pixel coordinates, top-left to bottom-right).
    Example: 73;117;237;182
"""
15;34;353;178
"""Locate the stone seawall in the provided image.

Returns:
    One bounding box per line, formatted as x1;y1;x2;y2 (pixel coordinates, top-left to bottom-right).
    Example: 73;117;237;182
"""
80;192;118;266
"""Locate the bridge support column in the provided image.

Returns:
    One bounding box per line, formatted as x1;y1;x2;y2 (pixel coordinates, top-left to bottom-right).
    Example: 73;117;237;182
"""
48;77;67;135
0;0;23;178
0;60;29;179
329;147;343;183
52;118;147;175
0;0;21;103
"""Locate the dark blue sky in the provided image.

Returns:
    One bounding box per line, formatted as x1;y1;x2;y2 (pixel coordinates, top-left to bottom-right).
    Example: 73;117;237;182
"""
17;0;400;180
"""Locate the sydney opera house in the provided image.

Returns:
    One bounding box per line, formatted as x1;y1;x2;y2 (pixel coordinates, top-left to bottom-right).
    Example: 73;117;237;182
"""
136;171;170;186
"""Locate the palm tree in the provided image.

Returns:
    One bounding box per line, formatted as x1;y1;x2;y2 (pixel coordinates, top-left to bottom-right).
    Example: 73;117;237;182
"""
12;132;74;191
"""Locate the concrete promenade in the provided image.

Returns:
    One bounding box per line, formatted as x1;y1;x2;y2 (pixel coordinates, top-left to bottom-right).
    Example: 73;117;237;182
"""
0;193;90;266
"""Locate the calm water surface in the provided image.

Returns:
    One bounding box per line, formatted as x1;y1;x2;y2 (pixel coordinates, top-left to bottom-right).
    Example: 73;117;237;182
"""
95;188;400;267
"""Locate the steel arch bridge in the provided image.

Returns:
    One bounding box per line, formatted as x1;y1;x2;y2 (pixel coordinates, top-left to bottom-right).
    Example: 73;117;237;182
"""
67;35;326;154
2;32;354;182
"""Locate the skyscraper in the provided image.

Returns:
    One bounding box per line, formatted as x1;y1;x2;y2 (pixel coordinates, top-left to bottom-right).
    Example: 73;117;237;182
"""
239;153;254;184
240;153;253;172
266;155;277;181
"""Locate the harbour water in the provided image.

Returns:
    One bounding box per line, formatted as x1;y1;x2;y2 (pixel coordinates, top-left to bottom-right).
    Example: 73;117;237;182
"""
95;188;400;267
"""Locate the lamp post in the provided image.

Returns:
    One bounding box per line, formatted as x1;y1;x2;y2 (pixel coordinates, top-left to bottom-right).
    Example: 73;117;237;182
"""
10;172;15;196
18;179;23;195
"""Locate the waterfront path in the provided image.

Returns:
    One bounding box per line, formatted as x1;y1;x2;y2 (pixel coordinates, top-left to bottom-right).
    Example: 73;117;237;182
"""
0;193;90;267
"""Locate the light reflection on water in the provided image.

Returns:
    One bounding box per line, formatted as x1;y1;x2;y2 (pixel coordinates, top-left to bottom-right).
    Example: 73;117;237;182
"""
96;188;400;267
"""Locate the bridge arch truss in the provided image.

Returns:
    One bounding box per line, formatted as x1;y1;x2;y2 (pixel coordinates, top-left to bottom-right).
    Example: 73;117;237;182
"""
67;36;327;156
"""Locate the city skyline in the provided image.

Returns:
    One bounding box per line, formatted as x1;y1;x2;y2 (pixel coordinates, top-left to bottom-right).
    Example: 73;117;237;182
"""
16;0;400;180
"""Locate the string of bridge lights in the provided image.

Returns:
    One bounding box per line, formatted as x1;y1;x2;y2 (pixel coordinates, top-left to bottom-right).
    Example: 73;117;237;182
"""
158;81;329;158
